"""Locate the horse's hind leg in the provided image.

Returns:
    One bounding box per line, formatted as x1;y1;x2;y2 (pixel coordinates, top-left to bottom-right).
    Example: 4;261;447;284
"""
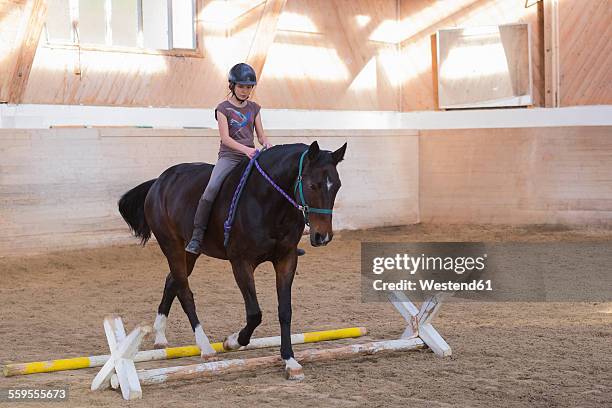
153;273;175;348
223;259;262;350
157;239;215;357
153;253;198;348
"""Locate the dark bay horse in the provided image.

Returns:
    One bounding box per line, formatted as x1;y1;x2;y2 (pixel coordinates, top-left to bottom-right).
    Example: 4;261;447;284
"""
118;141;346;378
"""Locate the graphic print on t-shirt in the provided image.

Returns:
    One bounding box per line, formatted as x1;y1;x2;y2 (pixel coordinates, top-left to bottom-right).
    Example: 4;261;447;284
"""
226;107;252;137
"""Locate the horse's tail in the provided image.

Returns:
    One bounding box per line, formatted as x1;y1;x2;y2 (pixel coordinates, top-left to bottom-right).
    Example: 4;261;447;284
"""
118;179;157;246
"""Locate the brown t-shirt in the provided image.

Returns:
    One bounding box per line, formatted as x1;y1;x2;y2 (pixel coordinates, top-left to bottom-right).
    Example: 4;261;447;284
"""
215;100;261;160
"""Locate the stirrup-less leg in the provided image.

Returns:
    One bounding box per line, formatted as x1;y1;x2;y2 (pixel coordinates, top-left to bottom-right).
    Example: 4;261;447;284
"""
185;199;214;254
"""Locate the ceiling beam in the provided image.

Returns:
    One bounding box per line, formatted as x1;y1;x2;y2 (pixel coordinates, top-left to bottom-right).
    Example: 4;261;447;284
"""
246;0;286;92
543;0;560;107
3;0;47;104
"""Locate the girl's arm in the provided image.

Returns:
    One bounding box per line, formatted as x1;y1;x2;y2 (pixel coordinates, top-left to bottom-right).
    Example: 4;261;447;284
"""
217;111;256;158
254;112;273;148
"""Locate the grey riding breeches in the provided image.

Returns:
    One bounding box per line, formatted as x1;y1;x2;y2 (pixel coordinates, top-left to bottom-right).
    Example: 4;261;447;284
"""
200;155;244;202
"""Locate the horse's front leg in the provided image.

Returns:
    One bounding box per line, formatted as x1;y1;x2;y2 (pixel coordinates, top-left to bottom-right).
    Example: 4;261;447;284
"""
273;248;303;380
223;259;262;351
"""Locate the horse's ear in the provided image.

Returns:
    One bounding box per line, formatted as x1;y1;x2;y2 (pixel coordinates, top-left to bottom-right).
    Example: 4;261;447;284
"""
332;142;347;165
307;141;320;161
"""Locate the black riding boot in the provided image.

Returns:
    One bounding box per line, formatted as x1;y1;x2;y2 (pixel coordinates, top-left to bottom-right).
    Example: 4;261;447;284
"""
185;198;214;254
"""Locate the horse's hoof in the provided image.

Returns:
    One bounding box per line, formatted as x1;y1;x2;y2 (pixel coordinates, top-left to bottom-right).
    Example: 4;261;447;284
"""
200;351;218;361
284;358;304;381
222;332;241;351
153;342;168;349
198;341;217;360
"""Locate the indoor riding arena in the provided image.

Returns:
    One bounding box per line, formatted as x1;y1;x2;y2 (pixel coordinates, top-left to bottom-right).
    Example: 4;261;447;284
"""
1;1;610;407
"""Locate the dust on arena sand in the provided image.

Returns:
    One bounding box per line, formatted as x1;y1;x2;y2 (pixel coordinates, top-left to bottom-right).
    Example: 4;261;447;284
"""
1;224;610;407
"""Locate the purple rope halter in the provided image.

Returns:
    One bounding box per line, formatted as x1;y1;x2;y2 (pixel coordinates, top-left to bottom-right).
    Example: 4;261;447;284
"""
253;159;304;211
223;148;303;247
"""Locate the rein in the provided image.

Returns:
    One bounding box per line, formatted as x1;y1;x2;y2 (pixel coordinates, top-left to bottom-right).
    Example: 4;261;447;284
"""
223;148;333;247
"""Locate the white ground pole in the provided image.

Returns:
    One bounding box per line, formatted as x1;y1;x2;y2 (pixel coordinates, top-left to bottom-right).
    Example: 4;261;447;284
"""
92;293;451;400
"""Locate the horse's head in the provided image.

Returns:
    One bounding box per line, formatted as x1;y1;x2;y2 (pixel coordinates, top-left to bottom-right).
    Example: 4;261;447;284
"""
299;141;347;247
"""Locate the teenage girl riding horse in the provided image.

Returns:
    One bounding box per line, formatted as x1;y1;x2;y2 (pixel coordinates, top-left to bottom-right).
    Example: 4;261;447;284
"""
118;63;347;378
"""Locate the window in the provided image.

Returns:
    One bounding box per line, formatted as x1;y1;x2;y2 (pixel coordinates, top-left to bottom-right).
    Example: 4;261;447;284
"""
45;0;197;52
436;23;533;109
142;0;168;49
111;0;139;47
45;0;72;43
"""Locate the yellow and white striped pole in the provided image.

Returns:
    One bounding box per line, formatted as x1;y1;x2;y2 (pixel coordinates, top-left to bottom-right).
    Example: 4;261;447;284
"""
3;327;367;377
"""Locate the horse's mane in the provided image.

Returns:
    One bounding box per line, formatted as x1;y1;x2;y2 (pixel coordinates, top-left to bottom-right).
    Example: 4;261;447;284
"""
227;143;309;182
259;143;309;168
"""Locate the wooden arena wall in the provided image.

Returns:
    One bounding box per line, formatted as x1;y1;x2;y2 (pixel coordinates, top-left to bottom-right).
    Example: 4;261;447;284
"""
0;128;419;256
2;126;612;256
558;0;612;106
419;126;612;225
1;0;609;110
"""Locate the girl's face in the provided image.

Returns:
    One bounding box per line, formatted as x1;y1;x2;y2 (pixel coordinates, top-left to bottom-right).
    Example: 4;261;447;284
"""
235;83;254;100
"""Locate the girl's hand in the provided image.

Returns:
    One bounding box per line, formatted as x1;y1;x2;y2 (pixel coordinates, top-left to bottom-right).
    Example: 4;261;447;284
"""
245;147;257;159
263;142;273;149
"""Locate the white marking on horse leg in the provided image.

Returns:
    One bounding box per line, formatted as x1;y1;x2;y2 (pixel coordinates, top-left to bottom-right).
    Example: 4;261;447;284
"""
223;332;241;351
195;324;216;356
284;358;304;380
153;314;168;348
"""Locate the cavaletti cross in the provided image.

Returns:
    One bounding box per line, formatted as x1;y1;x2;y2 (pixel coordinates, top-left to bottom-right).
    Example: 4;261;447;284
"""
388;291;452;357
91;315;151;400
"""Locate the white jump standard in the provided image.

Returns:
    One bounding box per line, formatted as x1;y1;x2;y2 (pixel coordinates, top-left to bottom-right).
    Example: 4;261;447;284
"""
92;292;451;400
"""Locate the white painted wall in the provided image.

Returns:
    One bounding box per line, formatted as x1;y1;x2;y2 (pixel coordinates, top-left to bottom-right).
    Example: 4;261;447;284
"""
0;128;418;257
1;104;611;129
1;103;611;256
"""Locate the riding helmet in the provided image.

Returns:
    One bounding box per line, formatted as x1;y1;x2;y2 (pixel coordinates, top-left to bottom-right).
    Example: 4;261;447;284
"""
228;63;257;85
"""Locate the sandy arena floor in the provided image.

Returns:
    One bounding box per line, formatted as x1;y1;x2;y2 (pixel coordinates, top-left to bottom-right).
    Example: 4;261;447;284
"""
1;224;611;408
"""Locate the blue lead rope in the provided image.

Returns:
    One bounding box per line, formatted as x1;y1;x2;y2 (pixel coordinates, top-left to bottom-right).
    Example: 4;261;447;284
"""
223;149;263;247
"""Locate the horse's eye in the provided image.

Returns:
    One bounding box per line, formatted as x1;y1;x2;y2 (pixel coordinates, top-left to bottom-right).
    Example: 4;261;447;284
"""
309;183;317;190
